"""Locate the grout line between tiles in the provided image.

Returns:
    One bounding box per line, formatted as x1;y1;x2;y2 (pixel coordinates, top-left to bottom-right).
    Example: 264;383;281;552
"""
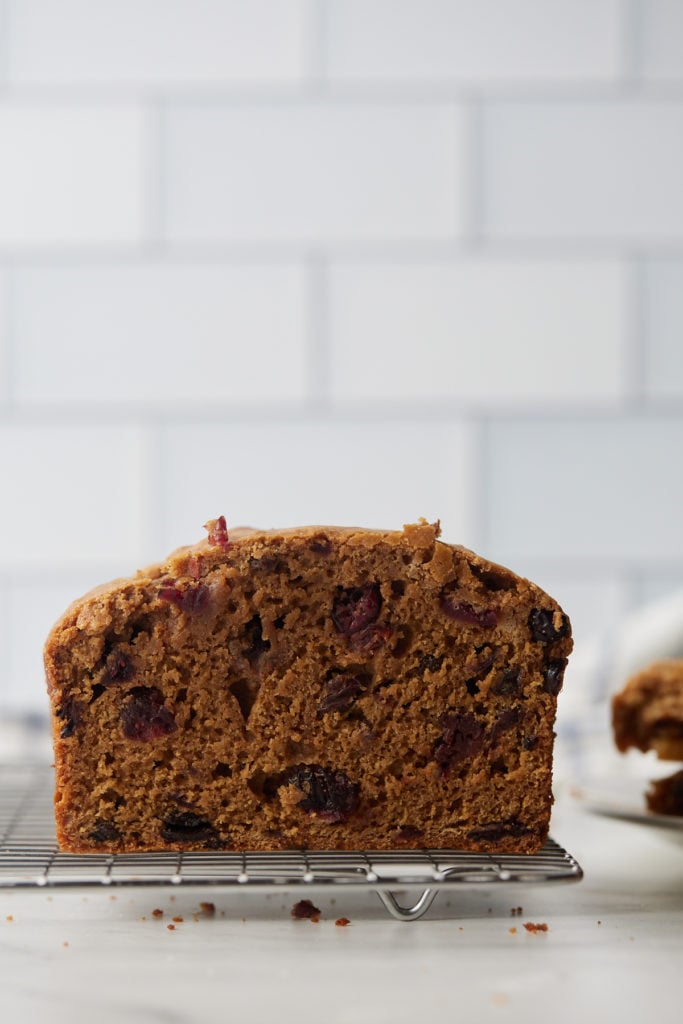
2;240;683;266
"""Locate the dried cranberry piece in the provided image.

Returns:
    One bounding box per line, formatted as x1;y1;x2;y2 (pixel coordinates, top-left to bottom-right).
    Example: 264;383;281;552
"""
543;658;567;696
102;650;135;686
57;698;81;739
88;820;120;843
283;764;360;823
319;673;370;715
186;554;203;581
529;608;569;644
120;686;176;741
161;811;216;844
492;707;521;744
350;623;392;655
491;668;522;697
439;590;497;628
435;713;485;772
332;584;382;638
204;515;231;550
159;580;210;614
467;818;533;843
464;645;497;679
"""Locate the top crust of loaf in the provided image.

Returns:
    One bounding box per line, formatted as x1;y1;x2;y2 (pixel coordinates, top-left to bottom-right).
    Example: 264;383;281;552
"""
45;520;477;654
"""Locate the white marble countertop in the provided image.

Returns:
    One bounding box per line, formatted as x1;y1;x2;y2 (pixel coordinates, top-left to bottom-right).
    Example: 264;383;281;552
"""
1;787;681;1024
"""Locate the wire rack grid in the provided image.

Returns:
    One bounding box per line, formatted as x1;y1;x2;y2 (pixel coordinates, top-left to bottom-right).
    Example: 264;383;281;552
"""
0;763;582;921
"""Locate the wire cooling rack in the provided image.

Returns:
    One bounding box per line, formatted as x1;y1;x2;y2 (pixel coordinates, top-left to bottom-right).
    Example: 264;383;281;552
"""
0;763;582;921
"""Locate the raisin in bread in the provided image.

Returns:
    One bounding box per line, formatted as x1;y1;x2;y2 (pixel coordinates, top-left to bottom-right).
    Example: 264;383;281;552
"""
45;518;572;854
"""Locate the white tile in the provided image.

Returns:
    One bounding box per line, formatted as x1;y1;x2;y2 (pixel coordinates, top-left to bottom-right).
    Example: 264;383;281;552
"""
161;418;476;552
165;102;463;243
13;263;308;407
508;567;627;653
643;259;683;400
487;416;683;564
637;0;683;81
0;104;147;246
483;102;683;240
325;0;621;83
636;573;683;608
0;424;147;568
0;272;8;400
328;260;626;405
0;583;8;710
7;0;309;85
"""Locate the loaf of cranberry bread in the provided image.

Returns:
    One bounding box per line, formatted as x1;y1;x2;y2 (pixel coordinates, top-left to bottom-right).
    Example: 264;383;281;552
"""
45;518;572;854
645;769;683;816
612;659;683;817
612;659;683;761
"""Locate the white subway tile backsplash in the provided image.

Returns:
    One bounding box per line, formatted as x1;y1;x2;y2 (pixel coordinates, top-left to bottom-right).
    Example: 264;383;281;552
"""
164;102;464;243
0;104;147;247
328;260;626;406
13;263;308;407
0;424;147;568
0;2;681;715
637;0;683;82
8;0;310;86
325;0;621;83
643;260;683;400
487;417;683;564
161;419;476;553
482;102;683;240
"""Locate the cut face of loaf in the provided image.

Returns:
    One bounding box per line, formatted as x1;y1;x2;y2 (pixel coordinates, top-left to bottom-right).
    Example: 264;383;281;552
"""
45;519;572;854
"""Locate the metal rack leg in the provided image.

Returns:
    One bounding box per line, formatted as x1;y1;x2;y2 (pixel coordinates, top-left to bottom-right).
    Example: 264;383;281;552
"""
376;888;437;922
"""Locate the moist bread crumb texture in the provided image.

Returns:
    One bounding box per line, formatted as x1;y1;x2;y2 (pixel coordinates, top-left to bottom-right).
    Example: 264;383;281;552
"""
612;659;683;761
45;519;572;854
612;659;683;816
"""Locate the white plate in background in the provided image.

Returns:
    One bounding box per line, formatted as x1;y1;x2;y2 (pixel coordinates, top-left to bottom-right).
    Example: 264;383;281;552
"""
575;779;683;845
